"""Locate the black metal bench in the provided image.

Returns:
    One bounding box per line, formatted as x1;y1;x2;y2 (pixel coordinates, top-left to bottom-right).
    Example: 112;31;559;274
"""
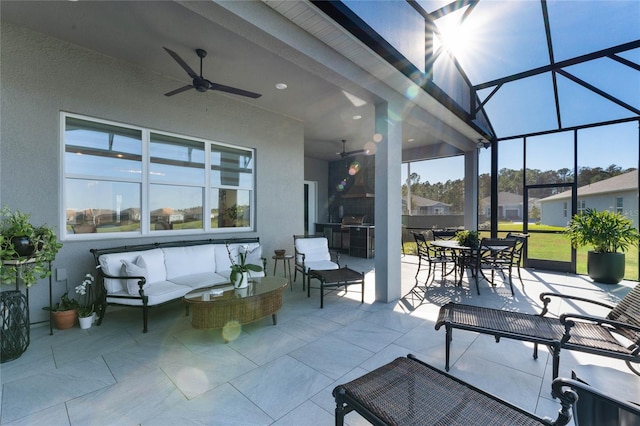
333;354;639;426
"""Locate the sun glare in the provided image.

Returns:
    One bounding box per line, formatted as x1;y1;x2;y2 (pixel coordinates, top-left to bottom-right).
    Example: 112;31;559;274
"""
435;18;473;60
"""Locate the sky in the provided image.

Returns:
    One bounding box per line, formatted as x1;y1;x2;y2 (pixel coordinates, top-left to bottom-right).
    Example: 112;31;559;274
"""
399;0;640;186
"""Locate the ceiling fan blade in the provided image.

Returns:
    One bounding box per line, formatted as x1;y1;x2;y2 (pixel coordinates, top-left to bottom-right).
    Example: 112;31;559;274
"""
209;82;262;99
345;149;369;156
163;47;199;79
164;85;194;97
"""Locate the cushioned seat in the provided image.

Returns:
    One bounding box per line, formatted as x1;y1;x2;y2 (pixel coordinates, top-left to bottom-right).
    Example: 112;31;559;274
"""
293;235;340;291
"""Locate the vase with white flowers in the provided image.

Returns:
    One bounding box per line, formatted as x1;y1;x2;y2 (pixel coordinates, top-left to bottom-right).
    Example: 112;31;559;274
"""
226;243;263;289
75;273;95;329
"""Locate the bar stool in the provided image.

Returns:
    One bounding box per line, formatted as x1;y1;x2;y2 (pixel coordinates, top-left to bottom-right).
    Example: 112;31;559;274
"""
272;253;293;290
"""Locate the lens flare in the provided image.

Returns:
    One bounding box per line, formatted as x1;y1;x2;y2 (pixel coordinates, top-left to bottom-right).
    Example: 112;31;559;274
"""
348;162;360;176
222;320;242;342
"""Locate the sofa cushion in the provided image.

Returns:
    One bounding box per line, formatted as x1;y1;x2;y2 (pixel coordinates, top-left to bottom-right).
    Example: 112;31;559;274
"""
99;248;165;293
214;244;238;272
122;256;150;295
163;245;216;280
170;272;228;289
106;281;190;306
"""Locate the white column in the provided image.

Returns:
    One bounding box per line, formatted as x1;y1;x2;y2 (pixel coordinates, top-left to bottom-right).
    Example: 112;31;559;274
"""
374;102;402;303
464;150;479;230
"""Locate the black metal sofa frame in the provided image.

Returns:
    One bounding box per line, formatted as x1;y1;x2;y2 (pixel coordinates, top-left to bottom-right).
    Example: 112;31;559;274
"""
435;285;640;379
90;237;262;333
333;354;640;426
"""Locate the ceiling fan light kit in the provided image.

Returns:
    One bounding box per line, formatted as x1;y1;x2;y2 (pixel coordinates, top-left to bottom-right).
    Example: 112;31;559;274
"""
163;47;262;99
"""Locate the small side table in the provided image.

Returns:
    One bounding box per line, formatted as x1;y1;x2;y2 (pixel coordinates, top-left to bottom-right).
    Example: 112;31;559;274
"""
272;254;293;290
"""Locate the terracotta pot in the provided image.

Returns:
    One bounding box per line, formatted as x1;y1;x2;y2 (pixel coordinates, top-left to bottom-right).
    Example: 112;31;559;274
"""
52;309;78;330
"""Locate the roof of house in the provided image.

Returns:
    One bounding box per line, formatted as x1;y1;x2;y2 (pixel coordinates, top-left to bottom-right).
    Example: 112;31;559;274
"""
539;170;638;202
480;191;537;206
408;195;451;207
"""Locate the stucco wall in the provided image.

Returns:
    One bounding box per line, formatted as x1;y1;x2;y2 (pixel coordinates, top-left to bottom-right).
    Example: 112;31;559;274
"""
1;23;304;322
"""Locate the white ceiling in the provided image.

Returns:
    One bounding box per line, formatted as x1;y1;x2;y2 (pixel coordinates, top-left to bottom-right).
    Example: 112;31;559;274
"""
1;0;476;161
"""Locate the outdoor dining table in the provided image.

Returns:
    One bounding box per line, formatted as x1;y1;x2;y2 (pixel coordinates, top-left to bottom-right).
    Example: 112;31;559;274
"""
430;239;514;294
430;240;478;287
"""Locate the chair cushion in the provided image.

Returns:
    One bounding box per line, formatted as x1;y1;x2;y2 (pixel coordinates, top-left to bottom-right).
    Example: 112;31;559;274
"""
295;237;331;263
304;260;339;273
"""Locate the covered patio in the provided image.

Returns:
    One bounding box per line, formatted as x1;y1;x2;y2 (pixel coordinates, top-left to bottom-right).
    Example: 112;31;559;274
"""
0;256;636;424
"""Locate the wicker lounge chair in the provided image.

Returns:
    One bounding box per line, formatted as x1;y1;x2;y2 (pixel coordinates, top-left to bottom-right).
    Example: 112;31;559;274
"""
333;354;640;426
435;284;640;379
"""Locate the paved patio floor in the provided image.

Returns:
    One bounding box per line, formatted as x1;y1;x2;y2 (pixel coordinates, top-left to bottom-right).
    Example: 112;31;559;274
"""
0;254;636;425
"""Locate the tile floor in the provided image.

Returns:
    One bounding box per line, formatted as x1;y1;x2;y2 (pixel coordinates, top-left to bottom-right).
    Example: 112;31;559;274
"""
0;254;636;425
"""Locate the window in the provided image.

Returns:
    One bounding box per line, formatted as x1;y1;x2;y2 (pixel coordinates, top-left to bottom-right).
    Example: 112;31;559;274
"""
63;114;255;238
563;202;568;218
616;197;624;214
578;200;586;213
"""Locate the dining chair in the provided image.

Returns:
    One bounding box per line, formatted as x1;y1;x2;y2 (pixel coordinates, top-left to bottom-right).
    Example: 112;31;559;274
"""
478;237;518;295
412;231;456;287
506;232;529;287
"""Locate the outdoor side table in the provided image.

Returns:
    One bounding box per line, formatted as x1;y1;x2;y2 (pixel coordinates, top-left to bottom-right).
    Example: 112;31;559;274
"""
308;267;364;308
272;254;293;290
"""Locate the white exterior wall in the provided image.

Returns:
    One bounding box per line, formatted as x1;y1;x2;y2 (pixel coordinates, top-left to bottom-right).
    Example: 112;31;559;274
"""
1;23;304;322
540;191;639;228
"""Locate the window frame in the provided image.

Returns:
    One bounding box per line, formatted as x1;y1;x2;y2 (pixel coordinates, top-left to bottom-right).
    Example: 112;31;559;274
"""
61;113;256;240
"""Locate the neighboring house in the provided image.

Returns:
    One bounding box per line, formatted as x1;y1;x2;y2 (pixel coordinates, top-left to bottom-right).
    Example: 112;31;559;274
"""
479;192;539;221
538;170;639;227
403;195;451;215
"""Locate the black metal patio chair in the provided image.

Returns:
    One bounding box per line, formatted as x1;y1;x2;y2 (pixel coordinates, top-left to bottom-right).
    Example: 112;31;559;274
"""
477;237;518;295
506;232;529;287
412;231;456;287
435;283;640;379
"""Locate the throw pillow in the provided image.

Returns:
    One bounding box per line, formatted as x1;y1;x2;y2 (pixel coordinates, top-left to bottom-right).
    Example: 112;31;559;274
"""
121;256;149;296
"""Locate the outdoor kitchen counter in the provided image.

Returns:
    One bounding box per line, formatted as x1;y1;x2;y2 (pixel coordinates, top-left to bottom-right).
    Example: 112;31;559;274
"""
315;223;375;259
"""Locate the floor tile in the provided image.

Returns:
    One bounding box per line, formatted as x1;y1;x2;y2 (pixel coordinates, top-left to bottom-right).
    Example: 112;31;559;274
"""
230;355;333;420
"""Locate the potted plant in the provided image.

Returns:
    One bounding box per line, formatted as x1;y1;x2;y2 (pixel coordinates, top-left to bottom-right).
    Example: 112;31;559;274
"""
565;208;639;284
75;273;95;329
226;243;263;289
44;292;79;330
455;230;480;249
0;206;62;288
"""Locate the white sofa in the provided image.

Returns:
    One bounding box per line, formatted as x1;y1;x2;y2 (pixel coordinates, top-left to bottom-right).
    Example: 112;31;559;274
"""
91;238;265;332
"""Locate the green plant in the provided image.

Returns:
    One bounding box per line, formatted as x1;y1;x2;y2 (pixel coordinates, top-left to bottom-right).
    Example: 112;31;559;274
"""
43;292;79;312
226;243;263;282
455;230;479;248
74;273;95;317
0;206;63;287
566;208;639;253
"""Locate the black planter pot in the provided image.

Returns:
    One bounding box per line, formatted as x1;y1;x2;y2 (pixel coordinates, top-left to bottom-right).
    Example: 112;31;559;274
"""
10;236;35;257
587;251;625;284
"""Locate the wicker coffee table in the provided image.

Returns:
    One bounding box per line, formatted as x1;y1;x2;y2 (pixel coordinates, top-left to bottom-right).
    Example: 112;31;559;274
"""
183;277;288;338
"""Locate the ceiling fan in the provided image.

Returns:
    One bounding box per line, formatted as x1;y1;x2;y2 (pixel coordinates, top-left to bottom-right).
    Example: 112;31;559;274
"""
338;140;369;158
163;47;262;99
